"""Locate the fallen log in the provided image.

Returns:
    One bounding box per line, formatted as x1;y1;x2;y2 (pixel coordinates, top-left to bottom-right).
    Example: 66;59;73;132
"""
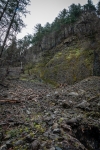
0;99;20;104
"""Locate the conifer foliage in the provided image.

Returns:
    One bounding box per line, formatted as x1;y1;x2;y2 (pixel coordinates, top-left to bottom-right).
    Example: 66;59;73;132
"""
0;0;30;57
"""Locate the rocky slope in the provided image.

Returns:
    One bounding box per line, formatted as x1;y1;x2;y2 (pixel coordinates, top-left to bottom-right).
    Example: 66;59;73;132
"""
26;37;100;86
23;11;100;86
0;71;100;150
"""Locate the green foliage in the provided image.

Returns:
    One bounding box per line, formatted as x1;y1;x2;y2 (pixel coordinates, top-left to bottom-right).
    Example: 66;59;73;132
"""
0;0;30;57
69;3;82;22
97;1;100;15
34;124;45;133
29;1;96;48
86;111;100;118
83;0;96;12
6;128;19;137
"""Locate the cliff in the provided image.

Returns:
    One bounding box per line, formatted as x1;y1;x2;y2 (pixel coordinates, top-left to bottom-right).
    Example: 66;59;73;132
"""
23;12;100;86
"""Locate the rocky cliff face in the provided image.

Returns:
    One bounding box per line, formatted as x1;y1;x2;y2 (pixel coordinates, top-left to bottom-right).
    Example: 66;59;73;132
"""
25;12;100;86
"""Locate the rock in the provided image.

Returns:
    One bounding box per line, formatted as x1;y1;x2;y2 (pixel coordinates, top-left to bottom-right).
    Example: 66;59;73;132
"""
68;92;79;97
61;124;71;132
43;131;49;137
76;100;90;110
49;147;55;150
46;94;51;97
78;89;86;95
0;145;7;150
44;116;54;125
51;114;55;119
7;118;14;122
49;133;59;140
5;134;11;140
0;132;3;141
52;123;59;129
66;118;78;126
53;128;61;134
26;110;31;115
54;91;59;99
97;102;100;108
24;134;35;143
15;140;24;146
55;146;62;150
48;120;54;126
6;140;13;149
62;101;71;109
54;110;59;114
54;91;58;94
31;140;40;150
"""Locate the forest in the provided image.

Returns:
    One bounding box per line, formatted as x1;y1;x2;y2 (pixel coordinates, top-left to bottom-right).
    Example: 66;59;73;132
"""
0;0;100;67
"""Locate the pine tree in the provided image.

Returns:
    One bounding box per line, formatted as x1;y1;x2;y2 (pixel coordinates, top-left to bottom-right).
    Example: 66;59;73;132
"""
0;0;30;57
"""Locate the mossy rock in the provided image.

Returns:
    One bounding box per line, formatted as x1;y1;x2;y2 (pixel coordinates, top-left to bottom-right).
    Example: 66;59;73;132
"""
86;111;100;118
24;40;94;86
41;47;93;85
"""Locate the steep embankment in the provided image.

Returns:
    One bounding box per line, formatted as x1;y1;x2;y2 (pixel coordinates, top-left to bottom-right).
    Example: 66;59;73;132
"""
23;12;100;86
25;37;100;86
41;39;94;85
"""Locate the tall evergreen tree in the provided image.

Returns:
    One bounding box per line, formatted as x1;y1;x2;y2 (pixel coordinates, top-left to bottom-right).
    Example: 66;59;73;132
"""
0;0;30;58
97;1;100;15
83;0;96;12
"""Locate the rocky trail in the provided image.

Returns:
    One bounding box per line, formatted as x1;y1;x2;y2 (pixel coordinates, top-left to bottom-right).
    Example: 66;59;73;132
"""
0;68;100;150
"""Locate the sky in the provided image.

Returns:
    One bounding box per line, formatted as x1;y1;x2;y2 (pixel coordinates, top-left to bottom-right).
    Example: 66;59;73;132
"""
17;0;99;39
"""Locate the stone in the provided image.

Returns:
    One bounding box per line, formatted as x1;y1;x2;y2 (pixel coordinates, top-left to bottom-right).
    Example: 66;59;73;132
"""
49;133;59;140
53;128;61;134
5;134;11;140
68;92;79;97
0;145;7;150
26;110;31;115
78;89;86;95
76;100;90;109
0;132;3;141
62;101;71;109
31;140;40;150
46;94;51;97
49;147;55;150
61;124;71;132
55;146;62;150
66;118;78;126
48;120;54;126
24;134;35;143
6;140;13;149
43;131;49;137
52;123;59;129
54;91;59;99
15;140;24;146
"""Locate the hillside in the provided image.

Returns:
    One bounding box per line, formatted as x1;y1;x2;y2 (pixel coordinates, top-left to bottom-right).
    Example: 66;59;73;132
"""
22;12;100;86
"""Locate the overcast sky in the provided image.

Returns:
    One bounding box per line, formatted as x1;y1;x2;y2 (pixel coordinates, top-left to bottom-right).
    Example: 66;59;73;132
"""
17;0;99;39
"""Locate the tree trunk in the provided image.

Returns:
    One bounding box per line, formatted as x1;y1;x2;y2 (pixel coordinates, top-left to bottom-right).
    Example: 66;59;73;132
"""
0;1;19;58
0;0;9;21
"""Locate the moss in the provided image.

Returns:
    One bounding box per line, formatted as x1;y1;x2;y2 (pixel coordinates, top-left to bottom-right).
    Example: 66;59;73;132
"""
23;40;94;85
6;128;20;138
34;124;45;133
58;118;64;124
42;77;59;87
19;77;28;81
86;111;100;118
